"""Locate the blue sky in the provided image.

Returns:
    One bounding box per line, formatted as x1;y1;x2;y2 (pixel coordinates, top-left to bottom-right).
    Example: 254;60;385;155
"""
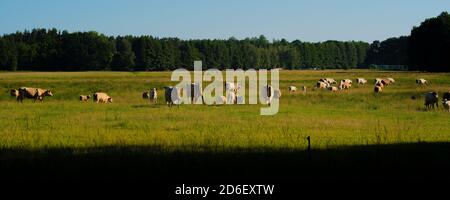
0;0;448;42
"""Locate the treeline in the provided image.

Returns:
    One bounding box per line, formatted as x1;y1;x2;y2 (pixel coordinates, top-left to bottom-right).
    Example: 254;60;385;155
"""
364;12;450;72
2;12;449;72
0;30;369;71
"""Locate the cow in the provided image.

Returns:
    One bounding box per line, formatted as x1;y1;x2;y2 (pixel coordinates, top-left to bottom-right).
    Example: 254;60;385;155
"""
416;78;428;86
381;79;392;86
225;82;240;104
339;81;351;91
316;81;329;89
356;78;367;85
375;81;384;89
424;92;439;109
93;92;112;103
149;88;157;103
320;78;337;85
261;85;274;106
443;99;450;112
164;86;180;107
79;95;91;102
328;86;339;92
340;79;353;86
288;86;297;93
374;86;382;94
387;78;395;84
17;87;53;102
374;78;383;85
443;91;450;102
189;83;203;104
142;91;150;99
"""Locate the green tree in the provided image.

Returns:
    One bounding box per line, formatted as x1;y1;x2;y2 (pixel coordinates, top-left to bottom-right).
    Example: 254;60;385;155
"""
111;38;135;71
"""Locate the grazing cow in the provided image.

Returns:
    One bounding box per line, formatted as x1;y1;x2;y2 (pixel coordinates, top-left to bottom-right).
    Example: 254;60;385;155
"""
261;85;274;106
17;87;53;102
316;81;329;89
443;99;450;112
164;86;180;107
93;92;112;103
416;78;428;86
149;88;157;103
375;81;384;89
142;91;150;99
216;96;227;104
320;78;337;85
288;86;297;93
328;86;339;92
79;95;91;102
339;81;351;90
443;92;450;102
381;79;392;86
387;78;395;84
374;78;383;85
341;79;353;85
424;92;439;109
274;89;282;99
374;86;382;94
356;78;367;85
10;89;19;99
189;83;203;104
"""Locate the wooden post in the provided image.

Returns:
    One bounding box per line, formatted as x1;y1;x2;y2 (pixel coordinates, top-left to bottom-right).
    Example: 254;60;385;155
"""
307;136;311;160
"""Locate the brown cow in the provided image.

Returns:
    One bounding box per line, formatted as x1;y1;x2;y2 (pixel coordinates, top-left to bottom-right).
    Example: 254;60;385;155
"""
17;87;53;102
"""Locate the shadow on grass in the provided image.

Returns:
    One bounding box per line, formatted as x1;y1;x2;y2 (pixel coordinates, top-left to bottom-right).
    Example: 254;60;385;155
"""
1;142;450;181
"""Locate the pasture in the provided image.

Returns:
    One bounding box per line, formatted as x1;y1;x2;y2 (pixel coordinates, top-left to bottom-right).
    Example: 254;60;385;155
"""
1;70;450;180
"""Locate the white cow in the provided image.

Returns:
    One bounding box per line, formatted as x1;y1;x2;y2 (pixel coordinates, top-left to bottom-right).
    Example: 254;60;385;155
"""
356;78;367;85
416;78;428;86
288;86;297;93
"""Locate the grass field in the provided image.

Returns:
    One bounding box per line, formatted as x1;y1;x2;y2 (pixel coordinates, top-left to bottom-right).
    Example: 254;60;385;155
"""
1;70;450;180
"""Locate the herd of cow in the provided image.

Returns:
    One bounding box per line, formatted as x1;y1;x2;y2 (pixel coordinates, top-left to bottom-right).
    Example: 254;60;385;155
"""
7;77;450;111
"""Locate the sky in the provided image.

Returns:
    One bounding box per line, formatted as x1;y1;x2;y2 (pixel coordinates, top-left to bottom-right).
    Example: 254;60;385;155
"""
0;0;449;42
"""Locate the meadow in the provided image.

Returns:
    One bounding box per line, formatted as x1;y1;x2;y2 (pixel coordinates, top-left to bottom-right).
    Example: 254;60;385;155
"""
1;70;450;151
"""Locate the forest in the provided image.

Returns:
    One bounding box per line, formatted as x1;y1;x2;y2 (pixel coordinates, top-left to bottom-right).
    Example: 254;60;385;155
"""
0;12;449;72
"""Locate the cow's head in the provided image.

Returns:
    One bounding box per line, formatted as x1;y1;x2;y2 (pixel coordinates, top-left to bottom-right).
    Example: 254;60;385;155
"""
431;92;438;97
45;90;53;96
10;89;19;97
108;97;113;103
